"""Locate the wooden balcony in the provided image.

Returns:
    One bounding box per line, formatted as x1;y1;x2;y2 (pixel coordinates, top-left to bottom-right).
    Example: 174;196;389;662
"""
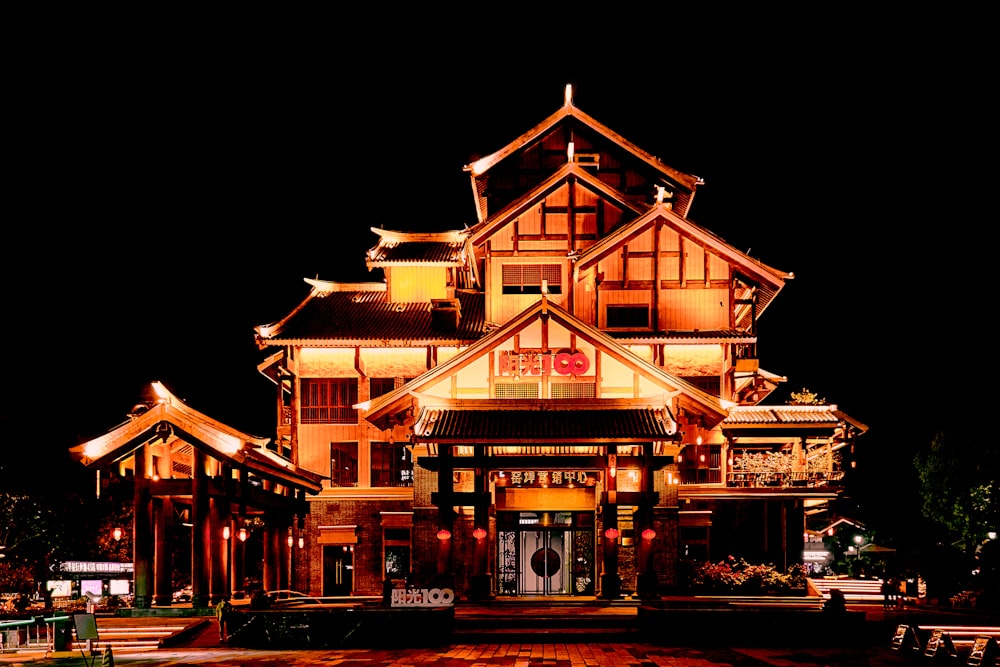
725;471;844;488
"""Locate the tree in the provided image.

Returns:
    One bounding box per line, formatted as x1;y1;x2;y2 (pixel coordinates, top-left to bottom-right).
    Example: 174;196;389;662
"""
913;429;1000;556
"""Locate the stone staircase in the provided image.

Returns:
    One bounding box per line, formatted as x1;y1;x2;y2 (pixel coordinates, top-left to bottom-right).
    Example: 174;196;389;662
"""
810;577;886;604
70;616;208;653
452;597;642;643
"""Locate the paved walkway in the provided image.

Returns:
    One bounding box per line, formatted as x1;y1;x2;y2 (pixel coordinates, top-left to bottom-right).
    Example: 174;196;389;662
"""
1;642;912;666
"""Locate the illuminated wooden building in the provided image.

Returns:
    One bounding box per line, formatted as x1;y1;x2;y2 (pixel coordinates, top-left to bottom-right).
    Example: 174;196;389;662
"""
255;85;867;599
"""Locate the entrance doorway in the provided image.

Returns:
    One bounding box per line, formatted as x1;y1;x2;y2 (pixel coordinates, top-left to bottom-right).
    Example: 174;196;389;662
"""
323;545;353;596
496;511;594;596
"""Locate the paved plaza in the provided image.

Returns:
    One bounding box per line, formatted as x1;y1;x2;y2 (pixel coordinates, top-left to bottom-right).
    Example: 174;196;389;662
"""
1;642;912;667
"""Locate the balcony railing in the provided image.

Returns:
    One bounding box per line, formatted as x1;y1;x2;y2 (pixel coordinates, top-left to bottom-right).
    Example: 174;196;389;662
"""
726;471;845;488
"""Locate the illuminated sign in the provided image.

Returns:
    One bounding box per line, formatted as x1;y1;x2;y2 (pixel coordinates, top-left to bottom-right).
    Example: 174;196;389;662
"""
492;470;599;487
498;349;590;377
391;587;454;607
60;561;134;574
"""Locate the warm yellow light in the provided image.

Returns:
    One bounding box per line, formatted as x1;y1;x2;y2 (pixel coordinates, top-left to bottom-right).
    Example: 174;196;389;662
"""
112;527;123;541
696;436;703;446
298;537;304;549
473;527;487;540
238;528;247;542
287;534;294;548
436;529;451;540
222;526;230;540
151;381;170;402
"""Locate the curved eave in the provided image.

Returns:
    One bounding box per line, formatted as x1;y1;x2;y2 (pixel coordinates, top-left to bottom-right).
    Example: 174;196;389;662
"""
256;336;481;348
365;298;730;429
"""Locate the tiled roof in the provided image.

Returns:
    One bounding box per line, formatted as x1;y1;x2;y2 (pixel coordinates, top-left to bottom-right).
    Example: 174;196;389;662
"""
259;288;485;344
367;240;466;265
722;405;851;427
412;407;677;441
608;329;756;344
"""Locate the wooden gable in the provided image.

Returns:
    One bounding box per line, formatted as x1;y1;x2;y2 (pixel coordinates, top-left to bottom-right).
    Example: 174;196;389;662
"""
465;85;702;225
363;296;729;432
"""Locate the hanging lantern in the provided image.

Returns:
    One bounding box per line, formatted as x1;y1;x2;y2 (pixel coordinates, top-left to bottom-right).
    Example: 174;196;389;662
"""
641;528;656;541
222;526;231;540
472;527;487;540
436;529;452;540
298;537;304;549
287;534;294;548
604;527;619;540
238;528;247;542
112;527;123;542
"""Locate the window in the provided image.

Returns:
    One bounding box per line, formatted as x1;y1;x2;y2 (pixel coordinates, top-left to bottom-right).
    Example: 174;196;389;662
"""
383;529;411;580
606;304;649;328
330;442;358;487
302;379;358;424
371;441;413;487
678;444;722;484
369;377;396;400
550;382;596;398
502;263;562;294
495;382;540;399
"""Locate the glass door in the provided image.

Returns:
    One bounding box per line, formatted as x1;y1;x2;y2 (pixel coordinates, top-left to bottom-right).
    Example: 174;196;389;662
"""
322;545;353;596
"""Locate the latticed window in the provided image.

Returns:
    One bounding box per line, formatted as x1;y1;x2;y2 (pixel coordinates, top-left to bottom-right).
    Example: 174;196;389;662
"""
495;382;540;399
301;379;358;424
371;441;413;487
502;263;562;294
550;382;596;398
330;442;358;487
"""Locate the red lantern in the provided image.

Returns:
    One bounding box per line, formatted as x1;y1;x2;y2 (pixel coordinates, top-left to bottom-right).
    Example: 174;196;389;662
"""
472;527;487;540
641;528;656;540
604;527;619;540
436;529;451;540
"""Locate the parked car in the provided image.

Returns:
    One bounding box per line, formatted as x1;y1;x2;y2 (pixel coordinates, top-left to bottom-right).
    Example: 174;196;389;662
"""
172;586;192;602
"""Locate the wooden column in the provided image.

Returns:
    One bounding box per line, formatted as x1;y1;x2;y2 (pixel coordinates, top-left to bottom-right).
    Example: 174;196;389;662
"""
231;519;243;595
153;497;173;606
470;458;492;599
191;448;210;608
132;443;154;609
435;445;454;585
210;496;227;604
279;520;290;591
262;522;279;593
600;445;620;599
635;441;658;599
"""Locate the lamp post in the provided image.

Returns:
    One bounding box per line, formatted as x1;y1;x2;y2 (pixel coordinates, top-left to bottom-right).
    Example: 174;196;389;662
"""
854;535;864;561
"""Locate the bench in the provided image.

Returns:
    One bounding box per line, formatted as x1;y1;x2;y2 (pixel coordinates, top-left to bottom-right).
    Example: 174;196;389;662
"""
892;623;1000;664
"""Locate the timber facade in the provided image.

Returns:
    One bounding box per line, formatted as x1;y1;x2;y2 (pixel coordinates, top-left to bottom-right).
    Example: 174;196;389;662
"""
253;85;867;600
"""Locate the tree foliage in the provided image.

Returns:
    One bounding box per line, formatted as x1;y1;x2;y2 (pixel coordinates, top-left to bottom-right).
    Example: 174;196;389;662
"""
914;429;1000;554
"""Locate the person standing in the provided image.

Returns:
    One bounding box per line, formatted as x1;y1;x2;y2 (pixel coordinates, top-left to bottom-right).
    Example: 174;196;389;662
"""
215;599;231;641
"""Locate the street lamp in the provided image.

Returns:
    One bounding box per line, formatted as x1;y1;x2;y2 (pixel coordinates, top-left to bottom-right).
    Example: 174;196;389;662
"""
854;535;864;561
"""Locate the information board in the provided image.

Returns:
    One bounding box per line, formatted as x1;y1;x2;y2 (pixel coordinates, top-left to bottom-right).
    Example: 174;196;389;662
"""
73;613;99;641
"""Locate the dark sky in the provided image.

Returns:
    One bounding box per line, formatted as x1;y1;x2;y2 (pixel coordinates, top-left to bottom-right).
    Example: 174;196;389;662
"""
3;11;994;515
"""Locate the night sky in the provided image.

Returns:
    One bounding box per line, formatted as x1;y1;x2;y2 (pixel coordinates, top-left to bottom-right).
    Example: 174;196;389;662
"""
3;12;993;535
